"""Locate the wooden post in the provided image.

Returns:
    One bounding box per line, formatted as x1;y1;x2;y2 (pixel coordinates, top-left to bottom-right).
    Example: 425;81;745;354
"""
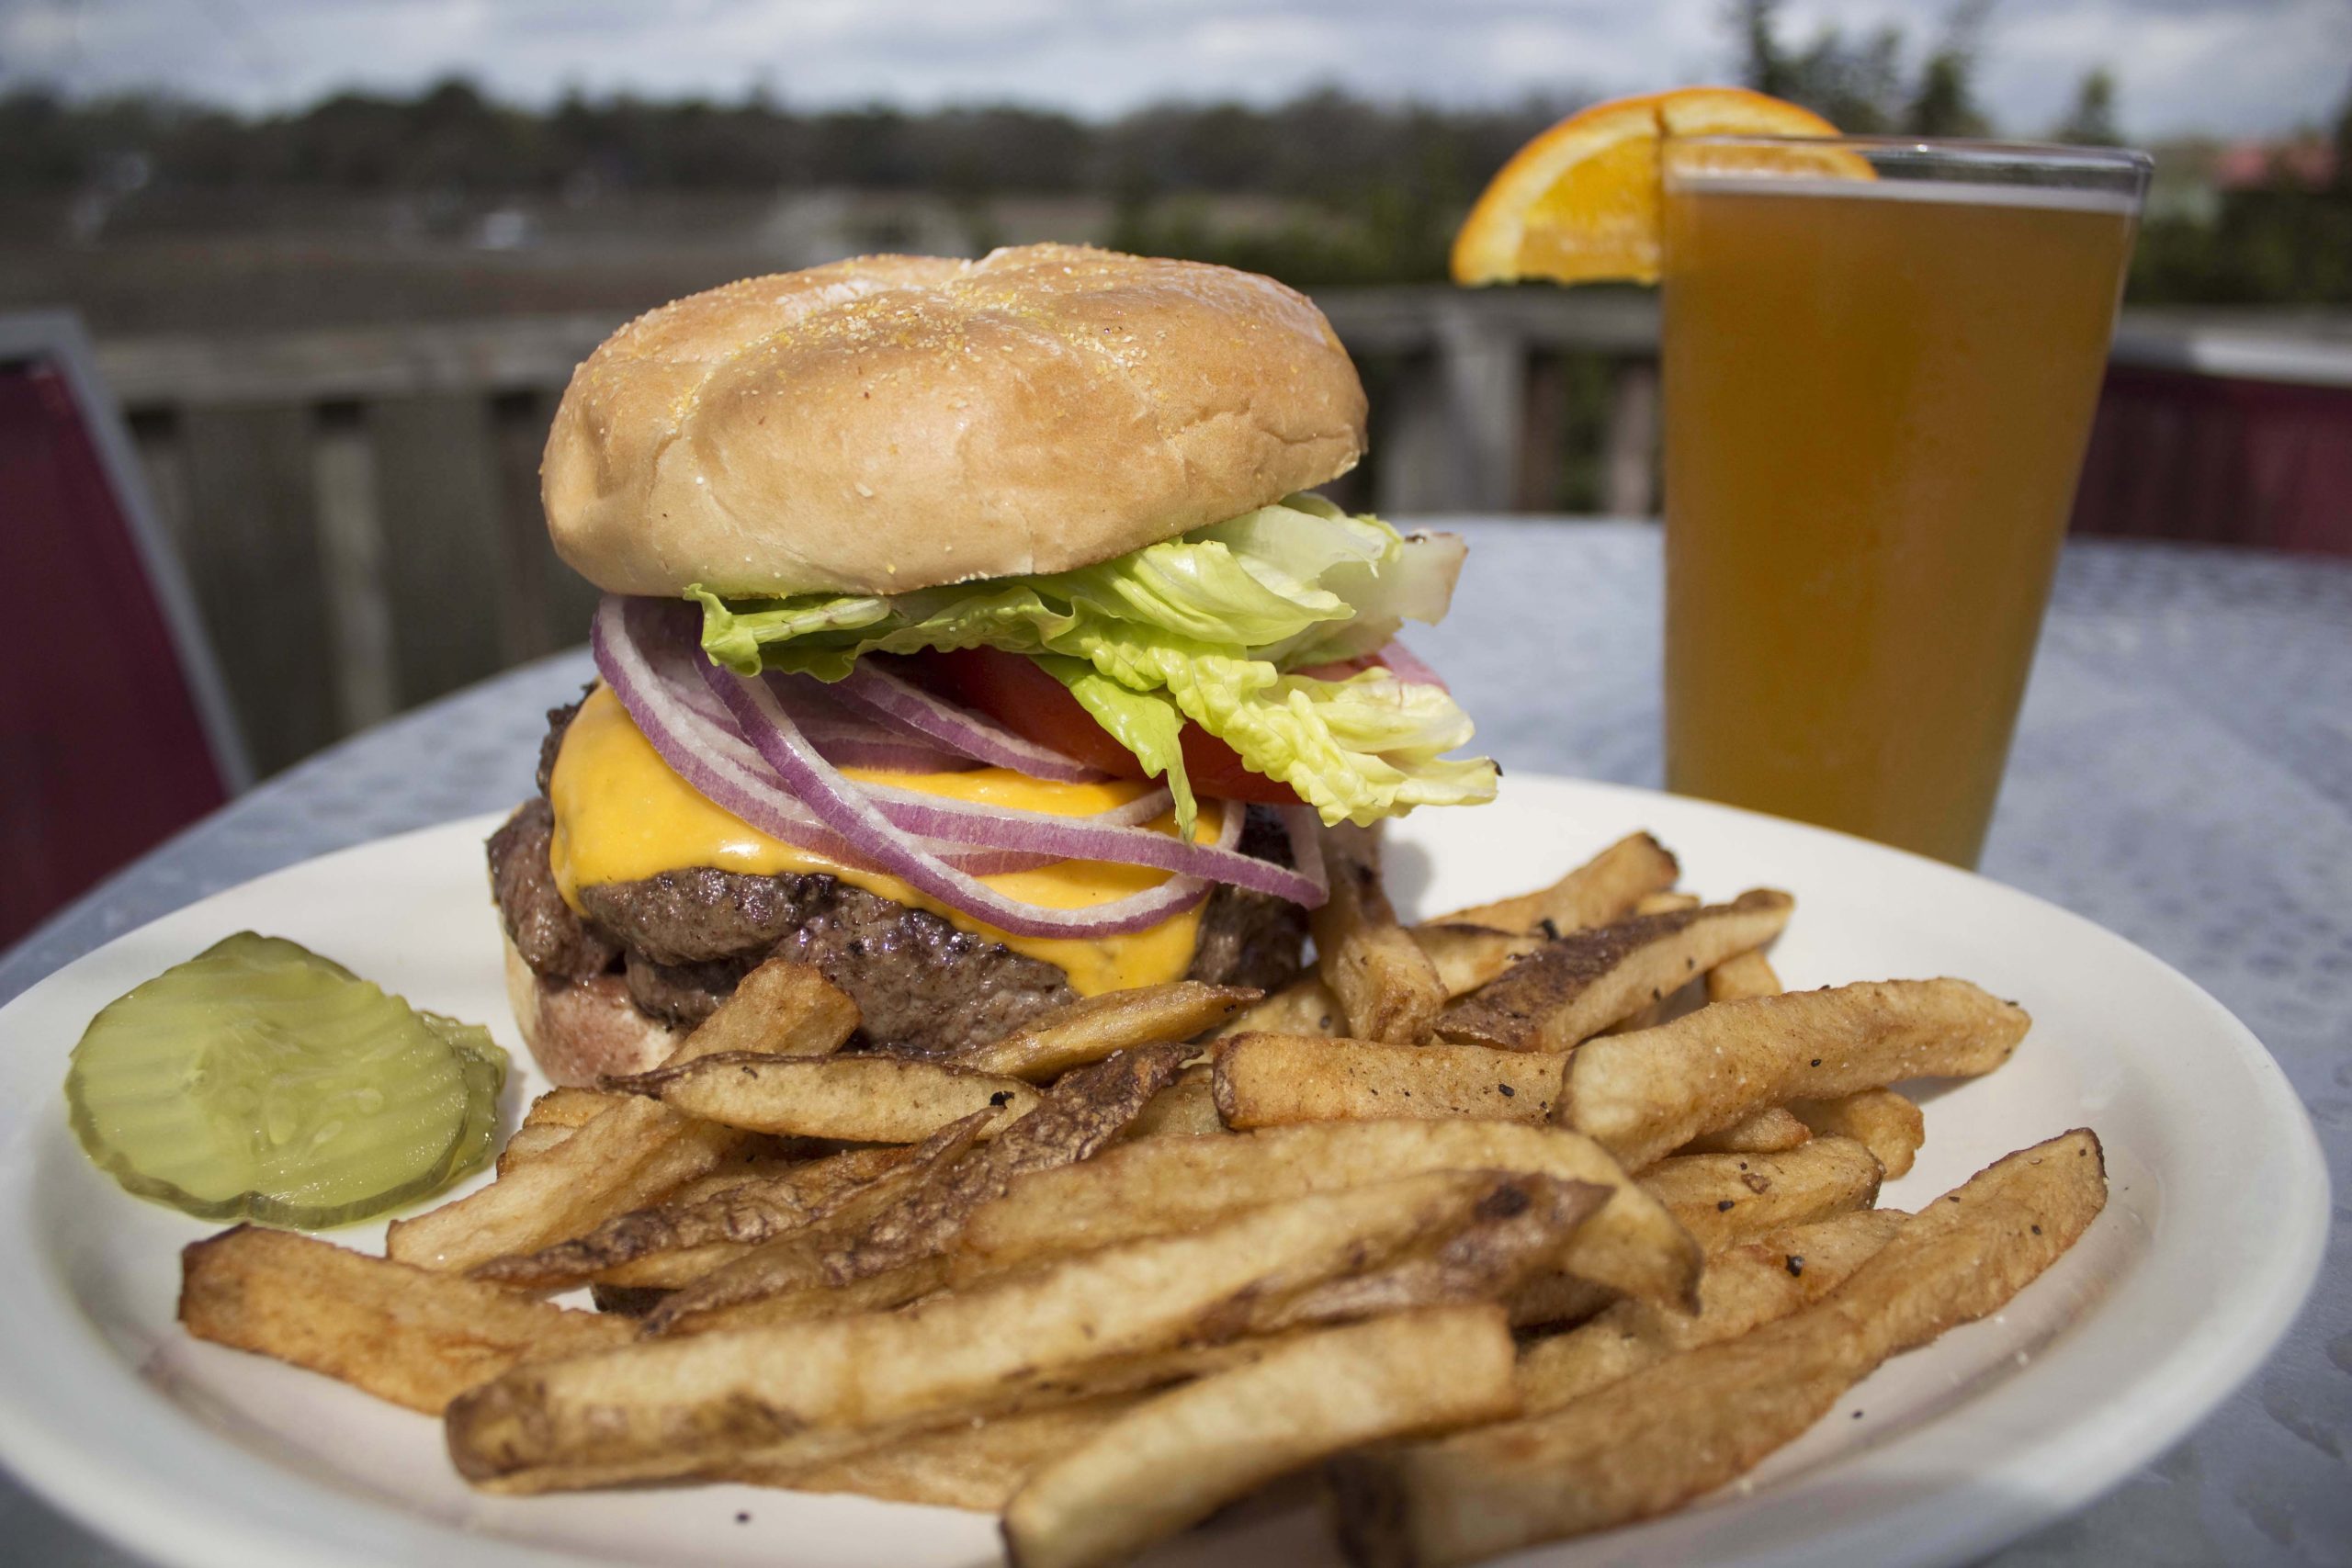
1515;355;1567;513
1368;306;1530;515
176;403;340;774
311;401;397;732
491;389;599;659
372;395;507;708
1435;300;1527;513
124;408;190;551
1374;353;1452;516
1601;361;1660;517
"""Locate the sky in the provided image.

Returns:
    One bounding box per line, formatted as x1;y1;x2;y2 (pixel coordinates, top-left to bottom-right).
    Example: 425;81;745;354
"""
2;0;2346;141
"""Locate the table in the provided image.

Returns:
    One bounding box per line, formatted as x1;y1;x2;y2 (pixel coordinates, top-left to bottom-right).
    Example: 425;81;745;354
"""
4;521;2346;1566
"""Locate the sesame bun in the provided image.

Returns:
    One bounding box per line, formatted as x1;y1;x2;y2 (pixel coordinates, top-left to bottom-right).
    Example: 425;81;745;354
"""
541;244;1368;598
501;934;684;1087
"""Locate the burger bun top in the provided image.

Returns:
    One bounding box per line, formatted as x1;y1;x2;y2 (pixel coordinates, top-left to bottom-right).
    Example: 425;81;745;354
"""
542;243;1368;599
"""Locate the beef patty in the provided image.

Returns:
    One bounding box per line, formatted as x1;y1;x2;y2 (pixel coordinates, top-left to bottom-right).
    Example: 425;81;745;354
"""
490;699;1307;1057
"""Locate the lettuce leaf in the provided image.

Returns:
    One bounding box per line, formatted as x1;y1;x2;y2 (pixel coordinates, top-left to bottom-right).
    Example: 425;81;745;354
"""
689;497;1497;829
1037;654;1197;831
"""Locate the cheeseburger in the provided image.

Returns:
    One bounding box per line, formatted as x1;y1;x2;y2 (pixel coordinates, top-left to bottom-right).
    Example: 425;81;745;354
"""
489;243;1497;1085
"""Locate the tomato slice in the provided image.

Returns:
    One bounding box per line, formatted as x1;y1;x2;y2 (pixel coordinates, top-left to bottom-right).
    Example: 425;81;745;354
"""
910;649;1306;807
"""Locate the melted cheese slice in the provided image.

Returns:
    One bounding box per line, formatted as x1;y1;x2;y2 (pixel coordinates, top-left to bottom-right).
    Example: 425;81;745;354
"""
547;685;1214;996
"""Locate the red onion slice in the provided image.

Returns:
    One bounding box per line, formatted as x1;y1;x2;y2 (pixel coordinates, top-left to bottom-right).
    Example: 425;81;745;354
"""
1278;805;1328;889
702;658;1218;939
661;646;964;773
764;671;970;773
828;661;1104;783
823;662;1105;784
862;779;1179;831
594;599;1057;875
857;779;1327;904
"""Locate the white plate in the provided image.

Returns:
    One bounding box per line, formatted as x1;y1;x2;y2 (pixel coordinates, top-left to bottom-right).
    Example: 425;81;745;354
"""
0;776;2326;1568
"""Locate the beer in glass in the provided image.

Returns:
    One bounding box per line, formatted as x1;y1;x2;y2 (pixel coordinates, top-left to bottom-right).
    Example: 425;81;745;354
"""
1660;139;2149;865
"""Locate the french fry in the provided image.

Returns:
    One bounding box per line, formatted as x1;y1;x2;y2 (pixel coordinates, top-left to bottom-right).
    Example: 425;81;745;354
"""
1513;1209;1907;1415
661;1255;954;1337
445;1169;1538;1493
1563;977;2028;1168
1005;1305;1519;1568
1217;922;1549;1044
1435;831;1679;935
644;1111;993;1334
652;1160;834;1210
958;1119;1702;1312
523;1086;627;1129
771;1395;1135;1511
839;1043;1192;1275
1216;976;1344;1039
618;1053;1039;1144
1408;923;1537;996
180;1227;632;1415
498;1087;632;1171
657;955;859;1067
1789;1088;1926;1179
387;1096;751;1275
564;1239;757;1295
470;1144;913;1292
954;984;1259;1081
1704;948;1783;1004
495;1122;577;1176
1123;1066;1224;1139
1255;1177;1610;1333
1314;828;1447;1044
1600;996;1677;1038
1437;889;1795;1052
1498;1273;1616;1330
1328;1132;2107;1567
749;1337;1295;1503
1213;1032;1566;1129
1690;951;1925;1173
650;1044;1188;1332
1631;890;1702;917
1639;1137;1884;1253
1600;895;1704;1036
1674;1104;1813;1156
1223;833;1686;1044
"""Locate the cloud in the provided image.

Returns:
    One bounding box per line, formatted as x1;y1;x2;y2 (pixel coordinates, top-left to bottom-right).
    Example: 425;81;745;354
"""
0;0;2340;138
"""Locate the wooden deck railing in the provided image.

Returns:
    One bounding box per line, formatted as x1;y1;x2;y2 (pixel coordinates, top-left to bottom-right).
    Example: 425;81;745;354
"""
89;292;2352;777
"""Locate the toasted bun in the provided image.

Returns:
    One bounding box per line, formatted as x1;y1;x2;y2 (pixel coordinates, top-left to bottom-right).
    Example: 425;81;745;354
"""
502;935;685;1088
543;243;1368;598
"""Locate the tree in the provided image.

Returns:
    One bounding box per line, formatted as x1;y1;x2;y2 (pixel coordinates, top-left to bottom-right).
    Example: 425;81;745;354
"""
1730;0;1985;137
1731;0;1797;102
1904;2;1993;138
2054;69;2122;146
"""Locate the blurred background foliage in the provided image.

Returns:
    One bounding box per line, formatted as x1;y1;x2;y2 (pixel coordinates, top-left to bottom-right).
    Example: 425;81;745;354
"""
1;0;2345;324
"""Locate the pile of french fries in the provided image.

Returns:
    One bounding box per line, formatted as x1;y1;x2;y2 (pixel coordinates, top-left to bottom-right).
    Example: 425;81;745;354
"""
177;829;2106;1568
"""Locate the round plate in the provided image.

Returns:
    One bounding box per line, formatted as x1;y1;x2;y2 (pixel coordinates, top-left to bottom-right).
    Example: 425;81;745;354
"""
0;777;2326;1568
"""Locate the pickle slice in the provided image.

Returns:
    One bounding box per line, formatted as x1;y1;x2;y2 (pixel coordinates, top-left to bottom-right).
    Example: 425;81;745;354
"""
424;1012;509;1193
64;932;509;1228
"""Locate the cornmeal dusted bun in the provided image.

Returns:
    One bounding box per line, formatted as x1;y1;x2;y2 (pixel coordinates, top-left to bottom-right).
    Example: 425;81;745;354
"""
541;243;1368;599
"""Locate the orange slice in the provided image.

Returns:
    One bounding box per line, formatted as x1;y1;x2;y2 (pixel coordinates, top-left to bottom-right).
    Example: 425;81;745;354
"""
1453;87;1861;287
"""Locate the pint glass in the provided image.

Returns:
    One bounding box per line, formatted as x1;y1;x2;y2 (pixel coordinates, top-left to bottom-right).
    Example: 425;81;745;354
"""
1660;138;2150;865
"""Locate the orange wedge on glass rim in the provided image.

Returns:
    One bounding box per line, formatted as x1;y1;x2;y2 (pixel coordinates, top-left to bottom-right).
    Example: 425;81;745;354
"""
1452;86;1870;287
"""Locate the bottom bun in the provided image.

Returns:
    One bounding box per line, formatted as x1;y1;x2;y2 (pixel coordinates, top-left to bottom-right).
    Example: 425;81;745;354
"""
502;935;686;1087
